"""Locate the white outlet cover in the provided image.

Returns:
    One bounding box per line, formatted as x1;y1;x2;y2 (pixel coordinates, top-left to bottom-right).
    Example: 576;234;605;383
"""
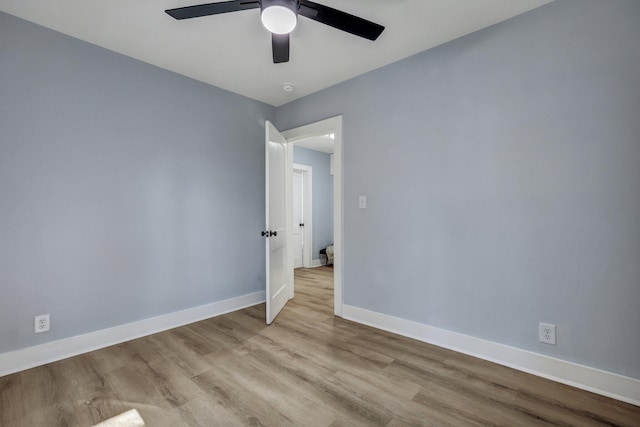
34;314;50;334
539;322;556;345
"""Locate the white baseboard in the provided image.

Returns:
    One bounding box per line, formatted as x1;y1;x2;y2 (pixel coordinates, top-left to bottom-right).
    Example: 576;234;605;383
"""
0;291;265;377
343;305;640;407
310;258;323;267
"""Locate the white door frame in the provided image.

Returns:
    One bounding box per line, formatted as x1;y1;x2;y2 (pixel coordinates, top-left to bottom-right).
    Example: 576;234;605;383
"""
282;115;343;317
293;164;313;268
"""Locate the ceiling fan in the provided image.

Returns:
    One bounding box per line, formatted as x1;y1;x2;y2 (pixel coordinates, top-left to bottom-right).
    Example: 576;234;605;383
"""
165;0;385;63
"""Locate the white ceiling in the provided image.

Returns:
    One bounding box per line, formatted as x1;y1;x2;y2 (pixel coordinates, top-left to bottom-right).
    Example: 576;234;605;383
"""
293;134;335;154
0;0;552;106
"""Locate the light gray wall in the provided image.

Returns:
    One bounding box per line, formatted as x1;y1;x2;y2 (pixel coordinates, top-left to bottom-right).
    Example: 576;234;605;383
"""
276;0;640;379
293;147;333;259
0;12;273;353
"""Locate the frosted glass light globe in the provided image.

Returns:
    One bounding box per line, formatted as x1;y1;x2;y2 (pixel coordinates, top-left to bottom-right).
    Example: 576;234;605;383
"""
261;5;297;34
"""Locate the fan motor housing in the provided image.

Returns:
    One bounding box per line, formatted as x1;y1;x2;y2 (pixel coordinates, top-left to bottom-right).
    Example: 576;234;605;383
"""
260;0;299;13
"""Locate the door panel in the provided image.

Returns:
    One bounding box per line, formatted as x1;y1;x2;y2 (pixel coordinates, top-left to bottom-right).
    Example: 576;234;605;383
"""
265;121;289;324
292;171;303;269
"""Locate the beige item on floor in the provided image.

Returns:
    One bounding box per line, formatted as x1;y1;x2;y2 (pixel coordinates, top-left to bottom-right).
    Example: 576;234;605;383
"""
92;409;145;427
326;244;334;264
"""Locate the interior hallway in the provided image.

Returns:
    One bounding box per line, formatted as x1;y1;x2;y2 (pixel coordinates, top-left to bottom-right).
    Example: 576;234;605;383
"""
1;266;639;426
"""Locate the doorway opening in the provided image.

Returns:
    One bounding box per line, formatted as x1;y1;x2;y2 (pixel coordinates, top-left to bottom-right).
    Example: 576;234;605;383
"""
282;115;343;317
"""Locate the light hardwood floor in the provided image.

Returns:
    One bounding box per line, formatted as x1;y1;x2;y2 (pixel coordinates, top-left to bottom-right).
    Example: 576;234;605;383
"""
1;266;639;426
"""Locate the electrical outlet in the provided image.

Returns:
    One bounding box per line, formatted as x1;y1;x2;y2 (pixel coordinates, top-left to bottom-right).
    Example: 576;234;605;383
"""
35;314;50;334
359;195;367;209
539;322;556;345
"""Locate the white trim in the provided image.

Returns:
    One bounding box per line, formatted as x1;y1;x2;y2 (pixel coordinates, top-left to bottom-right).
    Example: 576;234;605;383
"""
343;305;640;407
0;291;265;377
285;142;295;299
310;258;323;268
282;115;343;317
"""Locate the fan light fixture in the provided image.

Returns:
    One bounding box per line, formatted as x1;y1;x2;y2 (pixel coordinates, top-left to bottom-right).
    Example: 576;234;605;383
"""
261;0;298;34
165;0;386;64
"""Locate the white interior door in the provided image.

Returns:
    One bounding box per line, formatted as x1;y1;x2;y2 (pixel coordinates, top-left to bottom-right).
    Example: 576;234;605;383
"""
265;121;289;324
292;171;304;269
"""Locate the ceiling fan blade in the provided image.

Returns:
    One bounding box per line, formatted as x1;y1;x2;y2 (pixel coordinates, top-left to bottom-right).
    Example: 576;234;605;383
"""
272;33;290;63
165;0;259;20
298;0;384;41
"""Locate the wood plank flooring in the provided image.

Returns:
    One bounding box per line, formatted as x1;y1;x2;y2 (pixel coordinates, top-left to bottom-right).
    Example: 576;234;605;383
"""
1;266;639;426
